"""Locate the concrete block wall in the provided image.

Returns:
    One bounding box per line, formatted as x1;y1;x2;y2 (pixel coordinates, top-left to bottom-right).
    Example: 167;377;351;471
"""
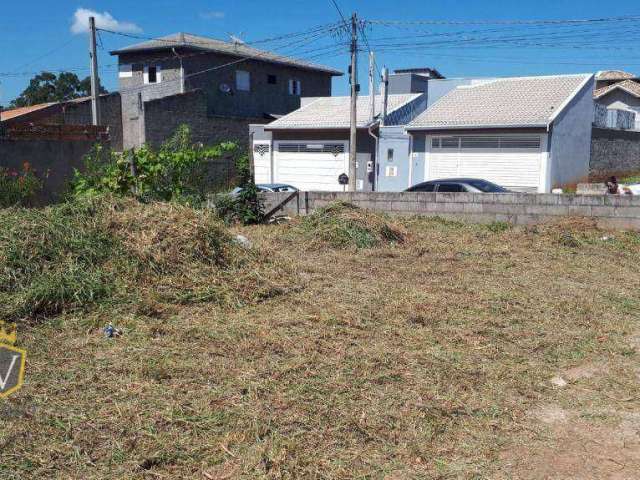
62;94;123;151
260;191;640;231
143;90;267;148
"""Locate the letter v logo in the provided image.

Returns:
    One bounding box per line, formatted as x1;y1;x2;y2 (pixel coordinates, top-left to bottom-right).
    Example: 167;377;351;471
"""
0;355;19;391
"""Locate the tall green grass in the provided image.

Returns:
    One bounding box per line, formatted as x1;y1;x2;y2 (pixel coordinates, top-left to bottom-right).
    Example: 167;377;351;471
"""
0;199;132;320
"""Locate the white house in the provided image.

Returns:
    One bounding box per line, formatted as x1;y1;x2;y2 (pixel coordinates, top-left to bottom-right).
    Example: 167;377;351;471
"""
405;74;595;193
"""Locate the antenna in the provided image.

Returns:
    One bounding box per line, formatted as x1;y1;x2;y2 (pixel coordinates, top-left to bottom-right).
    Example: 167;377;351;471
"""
228;33;246;45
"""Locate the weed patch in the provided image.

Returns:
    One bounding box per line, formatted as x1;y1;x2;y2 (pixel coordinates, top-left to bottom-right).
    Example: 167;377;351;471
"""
297;201;406;248
0;196;296;324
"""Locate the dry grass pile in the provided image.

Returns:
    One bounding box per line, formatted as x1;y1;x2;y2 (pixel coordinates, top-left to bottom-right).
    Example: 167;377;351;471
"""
0;196;296;323
297;201;406;248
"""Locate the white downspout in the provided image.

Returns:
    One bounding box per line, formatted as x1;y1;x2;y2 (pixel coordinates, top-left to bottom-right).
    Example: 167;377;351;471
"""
408;132;414;188
368;123;379;191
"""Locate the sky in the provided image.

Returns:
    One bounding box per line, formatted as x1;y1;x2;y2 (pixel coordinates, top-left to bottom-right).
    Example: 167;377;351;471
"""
2;0;640;106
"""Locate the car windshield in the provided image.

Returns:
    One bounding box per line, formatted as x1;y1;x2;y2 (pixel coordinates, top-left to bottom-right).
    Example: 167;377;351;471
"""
466;180;508;193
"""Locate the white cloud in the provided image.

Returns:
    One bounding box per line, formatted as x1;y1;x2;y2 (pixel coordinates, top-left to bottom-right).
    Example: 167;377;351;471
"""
199;11;225;20
71;7;142;34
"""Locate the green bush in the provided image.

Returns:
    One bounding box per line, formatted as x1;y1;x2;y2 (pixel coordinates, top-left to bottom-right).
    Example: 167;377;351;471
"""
213;154;264;225
71;125;239;204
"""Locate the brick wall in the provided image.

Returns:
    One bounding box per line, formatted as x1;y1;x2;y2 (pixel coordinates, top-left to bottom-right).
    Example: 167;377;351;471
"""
61;94;123;151
143;90;267;148
590;127;640;179
258;191;640;231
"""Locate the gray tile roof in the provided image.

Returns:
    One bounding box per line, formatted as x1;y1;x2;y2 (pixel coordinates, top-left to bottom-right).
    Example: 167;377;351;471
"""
110;33;342;75
596;70;637;81
407;74;593;130
266;94;423;129
594;79;640;99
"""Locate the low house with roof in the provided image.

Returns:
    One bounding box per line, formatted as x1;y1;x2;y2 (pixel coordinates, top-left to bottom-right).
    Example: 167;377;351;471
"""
405;74;595;193
251;93;426;191
109;33;342;149
593;70;640;130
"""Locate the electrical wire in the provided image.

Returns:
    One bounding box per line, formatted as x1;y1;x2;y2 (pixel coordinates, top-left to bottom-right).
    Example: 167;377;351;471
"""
367;15;640;26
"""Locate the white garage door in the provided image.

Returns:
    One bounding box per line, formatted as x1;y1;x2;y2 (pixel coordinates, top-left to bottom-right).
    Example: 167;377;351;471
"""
427;135;543;192
273;141;349;191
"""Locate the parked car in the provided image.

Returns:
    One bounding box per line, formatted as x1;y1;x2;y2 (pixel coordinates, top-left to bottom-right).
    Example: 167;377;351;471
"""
230;183;298;196
406;178;510;193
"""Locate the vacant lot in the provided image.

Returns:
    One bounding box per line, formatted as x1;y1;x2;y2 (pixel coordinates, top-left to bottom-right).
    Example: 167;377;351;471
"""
2;200;640;479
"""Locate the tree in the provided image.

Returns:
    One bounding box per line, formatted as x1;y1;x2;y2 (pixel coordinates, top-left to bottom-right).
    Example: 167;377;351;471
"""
10;71;107;108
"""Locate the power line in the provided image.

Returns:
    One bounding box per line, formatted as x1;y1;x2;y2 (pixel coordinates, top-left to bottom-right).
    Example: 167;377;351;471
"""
329;0;349;28
367;14;640;26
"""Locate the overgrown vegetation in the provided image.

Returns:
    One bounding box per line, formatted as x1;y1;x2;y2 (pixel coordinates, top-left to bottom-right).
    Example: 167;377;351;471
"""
213;151;265;225
0;163;43;207
71;125;239;205
297;201;406;248
0;195;293;323
3;210;640;478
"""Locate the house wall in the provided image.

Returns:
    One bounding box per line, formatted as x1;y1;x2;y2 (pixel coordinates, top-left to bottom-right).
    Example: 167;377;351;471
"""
596;89;640;130
116;50;335;149
590;127;640;179
377;126;412;191
549;77;595;188
387;73;429;95
143;90;266;148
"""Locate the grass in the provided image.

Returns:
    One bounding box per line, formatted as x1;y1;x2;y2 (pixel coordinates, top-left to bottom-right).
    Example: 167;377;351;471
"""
2;201;640;479
620;173;640;184
297;201;406;249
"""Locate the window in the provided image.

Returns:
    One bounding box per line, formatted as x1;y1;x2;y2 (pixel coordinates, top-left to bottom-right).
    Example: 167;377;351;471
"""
236;70;250;91
288;79;302;96
119;64;133;78
466;180;509;193
407;182;435;192
431;135;541;150
267;74;277;85
385;166;398;177
437;183;466;193
387;148;394;162
277;143;345;154
144;65;161;84
461;136;500;149
441;137;460;149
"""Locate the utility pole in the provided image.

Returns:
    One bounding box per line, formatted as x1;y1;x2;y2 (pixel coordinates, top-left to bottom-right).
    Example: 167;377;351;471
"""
380;67;389;126
348;12;359;192
368;51;376;122
89;16;101;126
